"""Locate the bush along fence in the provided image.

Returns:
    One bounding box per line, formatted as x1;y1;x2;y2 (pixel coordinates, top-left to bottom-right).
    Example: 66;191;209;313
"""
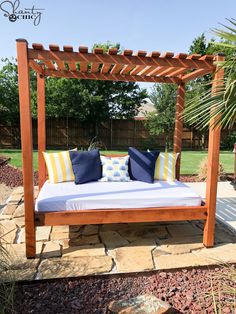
0;118;235;150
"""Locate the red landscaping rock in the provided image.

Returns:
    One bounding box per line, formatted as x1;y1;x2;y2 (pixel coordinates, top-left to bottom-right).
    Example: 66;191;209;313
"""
0;163;38;187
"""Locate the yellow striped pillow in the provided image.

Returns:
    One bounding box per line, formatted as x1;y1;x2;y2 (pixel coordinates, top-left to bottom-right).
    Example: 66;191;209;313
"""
43;150;75;183
154;152;179;181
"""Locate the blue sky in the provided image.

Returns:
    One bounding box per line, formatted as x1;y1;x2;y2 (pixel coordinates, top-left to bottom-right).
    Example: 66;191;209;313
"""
0;0;235;90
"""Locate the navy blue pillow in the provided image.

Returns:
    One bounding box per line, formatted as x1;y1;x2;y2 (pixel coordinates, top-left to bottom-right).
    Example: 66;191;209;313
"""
128;147;159;183
69;149;102;184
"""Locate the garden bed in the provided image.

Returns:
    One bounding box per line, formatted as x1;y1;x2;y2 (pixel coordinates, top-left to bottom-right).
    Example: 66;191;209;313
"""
14;266;235;314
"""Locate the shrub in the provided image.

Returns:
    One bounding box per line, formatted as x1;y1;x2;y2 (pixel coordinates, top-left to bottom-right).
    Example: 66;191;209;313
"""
197;157;226;181
221;130;236;150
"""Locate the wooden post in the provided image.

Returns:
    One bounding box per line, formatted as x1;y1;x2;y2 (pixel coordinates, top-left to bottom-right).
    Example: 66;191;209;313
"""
16;39;36;258
204;54;225;247
173;81;185;180
37;73;46;190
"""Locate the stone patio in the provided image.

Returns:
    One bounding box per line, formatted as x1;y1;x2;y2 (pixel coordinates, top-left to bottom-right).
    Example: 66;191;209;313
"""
0;186;236;282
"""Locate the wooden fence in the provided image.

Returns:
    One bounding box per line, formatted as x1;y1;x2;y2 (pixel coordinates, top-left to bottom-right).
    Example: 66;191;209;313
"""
0;118;232;150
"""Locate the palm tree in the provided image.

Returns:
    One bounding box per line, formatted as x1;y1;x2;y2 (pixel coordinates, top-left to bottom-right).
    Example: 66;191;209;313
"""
184;18;236;129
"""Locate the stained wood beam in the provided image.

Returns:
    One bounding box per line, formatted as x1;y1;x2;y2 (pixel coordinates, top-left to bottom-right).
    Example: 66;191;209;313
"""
182;69;212;82
16;39;35;258
204;54;225;247
44;69;181;84
37;74;46;190
36;206;207;226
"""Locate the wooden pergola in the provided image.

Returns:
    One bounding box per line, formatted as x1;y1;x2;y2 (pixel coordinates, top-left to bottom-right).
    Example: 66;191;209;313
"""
16;39;224;258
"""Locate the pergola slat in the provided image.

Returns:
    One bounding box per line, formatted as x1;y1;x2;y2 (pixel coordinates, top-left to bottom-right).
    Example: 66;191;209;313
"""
90;62;100;73
49;45;67;71
167;67;187;77
182;68;211;82
29;60;44;74
110;63;124;74
63;46;77;72
130;65;148;75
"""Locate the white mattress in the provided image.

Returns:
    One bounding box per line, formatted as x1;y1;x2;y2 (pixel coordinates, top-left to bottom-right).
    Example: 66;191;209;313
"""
35;180;202;212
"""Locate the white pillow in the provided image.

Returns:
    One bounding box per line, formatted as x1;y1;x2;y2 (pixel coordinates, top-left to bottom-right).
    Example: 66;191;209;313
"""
100;155;130;182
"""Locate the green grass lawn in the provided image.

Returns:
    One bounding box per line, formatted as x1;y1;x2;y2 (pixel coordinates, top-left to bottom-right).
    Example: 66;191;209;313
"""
0;149;234;174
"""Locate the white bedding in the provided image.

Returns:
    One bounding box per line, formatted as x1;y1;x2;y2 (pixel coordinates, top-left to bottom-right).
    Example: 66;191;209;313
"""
35;180;202;212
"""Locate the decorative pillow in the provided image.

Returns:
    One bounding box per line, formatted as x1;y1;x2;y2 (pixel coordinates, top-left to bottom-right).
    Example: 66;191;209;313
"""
128;147;159;183
69;149;102;184
154;152;179;181
43;149;76;183
100;155;130;182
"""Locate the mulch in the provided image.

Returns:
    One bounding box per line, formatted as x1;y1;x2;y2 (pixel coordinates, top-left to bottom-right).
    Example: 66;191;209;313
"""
0;157;38;187
13;266;235;314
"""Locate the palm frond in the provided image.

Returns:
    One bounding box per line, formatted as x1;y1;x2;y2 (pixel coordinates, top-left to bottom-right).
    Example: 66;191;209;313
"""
184;18;236;129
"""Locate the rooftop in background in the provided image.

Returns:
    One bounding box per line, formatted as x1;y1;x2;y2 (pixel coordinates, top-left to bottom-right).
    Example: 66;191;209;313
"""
135;99;156;120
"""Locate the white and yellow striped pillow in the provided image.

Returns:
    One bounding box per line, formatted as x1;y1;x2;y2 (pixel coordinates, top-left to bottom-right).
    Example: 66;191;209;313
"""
43;150;75;183
154;152;179;181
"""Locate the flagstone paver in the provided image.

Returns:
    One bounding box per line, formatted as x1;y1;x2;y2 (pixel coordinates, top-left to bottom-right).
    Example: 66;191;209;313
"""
81;224;99;235
69;234;100;246
20;226;51;243
109;240;156;272
1;186;236;282
2;203;18;215
63;244;105;257
13;216;25;228
119;225;168;242
154;252;209;270
166;223;203;238
42;241;62;258
100;230;129;249
38;256;113;279
0;219;17;243
13;203;24;218
3;242;43;260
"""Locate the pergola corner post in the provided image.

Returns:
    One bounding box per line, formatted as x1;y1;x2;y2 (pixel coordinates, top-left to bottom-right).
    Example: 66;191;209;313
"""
203;54;225;247
173;81;185;180
16;39;36;258
37;73;46;190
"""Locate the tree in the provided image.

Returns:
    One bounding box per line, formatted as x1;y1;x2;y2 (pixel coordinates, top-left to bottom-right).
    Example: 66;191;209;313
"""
145;84;177;150
0;58;20;124
184;19;236;129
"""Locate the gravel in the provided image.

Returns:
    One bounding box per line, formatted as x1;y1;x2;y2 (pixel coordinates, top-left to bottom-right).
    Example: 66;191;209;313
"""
0;163;38;188
14;266;236;314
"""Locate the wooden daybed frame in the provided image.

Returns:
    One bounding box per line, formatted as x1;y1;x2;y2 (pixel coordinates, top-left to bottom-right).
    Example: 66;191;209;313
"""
16;39;224;258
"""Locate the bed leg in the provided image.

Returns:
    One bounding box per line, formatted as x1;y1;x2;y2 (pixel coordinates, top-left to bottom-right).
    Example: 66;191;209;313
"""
203;215;215;248
25;220;36;258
